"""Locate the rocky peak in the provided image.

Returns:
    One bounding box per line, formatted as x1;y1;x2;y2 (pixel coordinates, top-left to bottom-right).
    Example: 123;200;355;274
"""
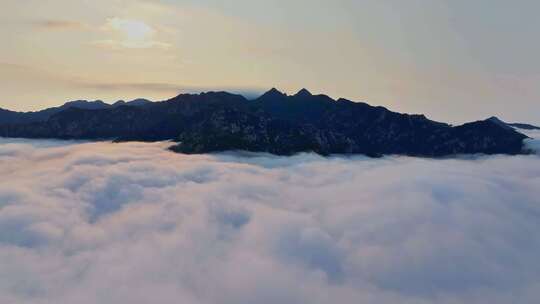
259;88;287;99
125;98;152;106
62;100;109;110
486;116;513;131
294;88;313;98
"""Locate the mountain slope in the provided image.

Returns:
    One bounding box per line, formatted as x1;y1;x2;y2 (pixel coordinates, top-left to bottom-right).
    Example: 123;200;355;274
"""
508;122;540;130
0;89;529;156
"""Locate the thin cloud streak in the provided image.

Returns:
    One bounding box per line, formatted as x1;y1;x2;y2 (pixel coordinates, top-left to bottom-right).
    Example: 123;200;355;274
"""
0;60;264;110
32;19;87;30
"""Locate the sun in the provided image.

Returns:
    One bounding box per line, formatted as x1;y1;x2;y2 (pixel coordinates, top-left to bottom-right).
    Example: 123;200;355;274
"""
105;17;158;49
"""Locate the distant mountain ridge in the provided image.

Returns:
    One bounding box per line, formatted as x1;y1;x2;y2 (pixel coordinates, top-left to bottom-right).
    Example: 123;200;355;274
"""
0;99;152;124
507;122;540;130
0;89;530;157
486;116;540;131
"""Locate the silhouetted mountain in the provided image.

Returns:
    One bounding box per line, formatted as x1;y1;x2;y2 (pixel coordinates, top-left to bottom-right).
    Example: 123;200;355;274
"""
507;122;540;130
62;100;110;110
486;116;514;131
485;116;540;130
0;108;27;125
112;98;152;107
0;89;529;156
294;88;313;98
0;99;151;125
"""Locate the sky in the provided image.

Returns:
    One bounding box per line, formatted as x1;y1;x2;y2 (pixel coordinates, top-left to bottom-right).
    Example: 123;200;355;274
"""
1;0;539;124
0;132;538;303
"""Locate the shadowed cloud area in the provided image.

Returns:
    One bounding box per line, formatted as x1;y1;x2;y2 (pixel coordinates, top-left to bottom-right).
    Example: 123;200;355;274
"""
0;131;539;303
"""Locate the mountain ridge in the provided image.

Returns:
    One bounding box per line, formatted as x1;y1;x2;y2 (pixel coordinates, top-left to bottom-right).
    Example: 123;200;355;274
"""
507;122;540;130
0;89;530;157
0;98;152;124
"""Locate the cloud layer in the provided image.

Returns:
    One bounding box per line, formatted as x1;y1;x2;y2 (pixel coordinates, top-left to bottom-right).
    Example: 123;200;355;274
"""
0;136;539;304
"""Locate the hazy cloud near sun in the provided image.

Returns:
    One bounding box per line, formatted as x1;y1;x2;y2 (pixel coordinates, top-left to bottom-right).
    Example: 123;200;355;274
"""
0;61;263;108
0;134;539;304
92;17;171;50
28;15;170;50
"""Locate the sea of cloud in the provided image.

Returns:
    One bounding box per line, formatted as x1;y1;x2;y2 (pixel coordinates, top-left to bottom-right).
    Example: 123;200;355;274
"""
0;132;539;304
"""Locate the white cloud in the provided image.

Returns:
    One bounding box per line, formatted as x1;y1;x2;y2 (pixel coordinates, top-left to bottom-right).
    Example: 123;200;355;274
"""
521;129;540;153
0;136;539;303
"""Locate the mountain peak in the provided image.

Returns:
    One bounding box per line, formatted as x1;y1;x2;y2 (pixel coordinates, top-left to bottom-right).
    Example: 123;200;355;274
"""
487;116;504;123
294;88;312;97
62;100;109;110
486;116;513;131
260;88;286;99
114;99;152;107
126;98;152;106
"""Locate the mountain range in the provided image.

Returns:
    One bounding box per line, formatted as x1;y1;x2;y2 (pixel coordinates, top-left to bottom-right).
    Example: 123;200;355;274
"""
0;99;151;124
0;89;534;157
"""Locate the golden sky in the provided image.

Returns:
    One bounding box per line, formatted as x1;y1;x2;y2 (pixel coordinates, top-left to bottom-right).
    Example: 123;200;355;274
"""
1;0;539;124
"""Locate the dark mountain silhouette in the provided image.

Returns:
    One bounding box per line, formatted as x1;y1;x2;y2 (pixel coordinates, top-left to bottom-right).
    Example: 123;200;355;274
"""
0;89;529;157
486;116;540;131
507;123;540;130
112;98;153;107
0;99;151;125
486;116;515;131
